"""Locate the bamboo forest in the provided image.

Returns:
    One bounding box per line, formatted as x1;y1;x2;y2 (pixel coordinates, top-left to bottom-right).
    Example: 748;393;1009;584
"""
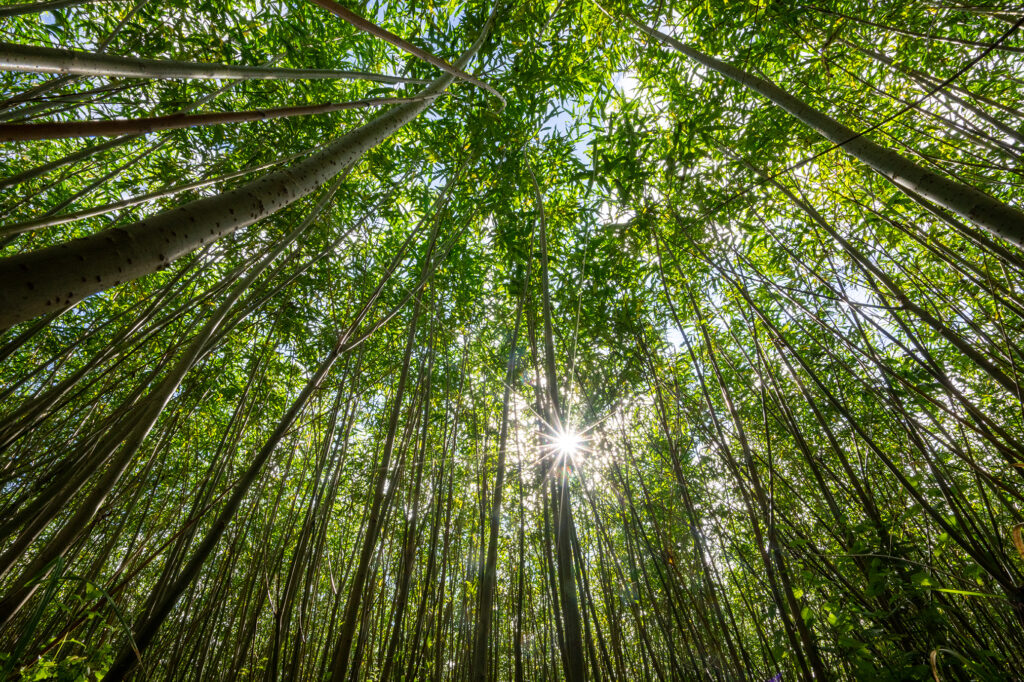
4;0;1024;680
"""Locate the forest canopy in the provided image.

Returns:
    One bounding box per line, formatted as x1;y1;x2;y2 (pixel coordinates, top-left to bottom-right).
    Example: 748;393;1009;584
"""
1;0;1024;680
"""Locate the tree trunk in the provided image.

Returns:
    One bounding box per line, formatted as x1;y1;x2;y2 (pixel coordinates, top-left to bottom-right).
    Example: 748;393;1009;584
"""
470;294;524;681
0;42;426;83
625;15;1024;248
0;22;491;329
0;94;440;142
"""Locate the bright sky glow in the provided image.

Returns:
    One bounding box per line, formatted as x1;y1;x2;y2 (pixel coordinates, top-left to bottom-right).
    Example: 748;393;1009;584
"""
554;428;582;457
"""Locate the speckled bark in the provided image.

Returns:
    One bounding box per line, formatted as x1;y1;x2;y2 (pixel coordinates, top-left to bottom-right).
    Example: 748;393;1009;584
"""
0;67;454;328
0;42;427;83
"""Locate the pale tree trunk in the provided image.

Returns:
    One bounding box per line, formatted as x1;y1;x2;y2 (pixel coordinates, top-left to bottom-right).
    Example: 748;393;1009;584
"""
0;42;426;83
623;14;1024;249
0;21;494;329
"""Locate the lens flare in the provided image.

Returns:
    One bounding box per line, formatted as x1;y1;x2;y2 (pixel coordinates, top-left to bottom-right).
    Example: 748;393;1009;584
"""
554;429;581;457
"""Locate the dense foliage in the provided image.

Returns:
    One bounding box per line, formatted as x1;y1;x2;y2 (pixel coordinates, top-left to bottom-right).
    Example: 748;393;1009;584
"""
2;0;1024;679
